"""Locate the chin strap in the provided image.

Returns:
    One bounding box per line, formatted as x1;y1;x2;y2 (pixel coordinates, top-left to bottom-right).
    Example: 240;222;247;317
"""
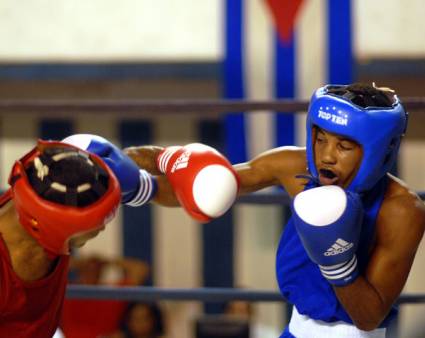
295;174;321;188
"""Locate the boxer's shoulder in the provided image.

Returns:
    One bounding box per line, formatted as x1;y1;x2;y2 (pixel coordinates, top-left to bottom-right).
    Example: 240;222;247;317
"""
234;146;307;195
269;147;308;194
381;174;424;215
248;146;308;195
252;146;306;175
377;174;425;247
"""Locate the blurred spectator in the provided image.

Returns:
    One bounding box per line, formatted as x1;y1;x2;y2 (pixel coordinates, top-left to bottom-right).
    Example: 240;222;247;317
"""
60;255;149;338
224;301;253;319
105;302;165;338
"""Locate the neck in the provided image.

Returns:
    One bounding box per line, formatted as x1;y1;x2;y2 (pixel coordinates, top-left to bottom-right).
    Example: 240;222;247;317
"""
0;201;57;281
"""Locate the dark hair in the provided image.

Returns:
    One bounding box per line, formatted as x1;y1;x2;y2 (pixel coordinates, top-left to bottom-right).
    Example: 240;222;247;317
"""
26;147;109;207
120;302;164;338
327;83;396;108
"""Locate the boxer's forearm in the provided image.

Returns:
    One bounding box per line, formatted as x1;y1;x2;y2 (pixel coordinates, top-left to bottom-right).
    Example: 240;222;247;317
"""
233;162;279;196
124;146;180;206
335;198;424;331
152;175;180;206
124;146;164;175
333;276;389;331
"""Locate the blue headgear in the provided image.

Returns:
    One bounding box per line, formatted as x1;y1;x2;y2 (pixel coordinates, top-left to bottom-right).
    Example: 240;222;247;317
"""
306;84;408;193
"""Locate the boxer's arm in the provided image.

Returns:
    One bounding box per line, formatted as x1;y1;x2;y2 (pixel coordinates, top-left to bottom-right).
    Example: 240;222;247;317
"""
334;194;425;330
124;146;164;176
124;146;180;206
125;145;306;204
126;145;238;210
234;147;307;196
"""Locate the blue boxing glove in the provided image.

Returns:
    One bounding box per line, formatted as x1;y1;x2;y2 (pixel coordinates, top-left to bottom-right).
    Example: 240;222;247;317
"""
62;134;157;206
292;185;363;286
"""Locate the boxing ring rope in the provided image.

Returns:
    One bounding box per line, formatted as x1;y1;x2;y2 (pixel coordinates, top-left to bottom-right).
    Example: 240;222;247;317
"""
0;97;425;114
66;285;425;305
3;97;422;306
66;286;284;302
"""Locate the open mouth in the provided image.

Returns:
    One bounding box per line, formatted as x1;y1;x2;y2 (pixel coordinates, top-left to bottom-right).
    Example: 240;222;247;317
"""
319;168;339;185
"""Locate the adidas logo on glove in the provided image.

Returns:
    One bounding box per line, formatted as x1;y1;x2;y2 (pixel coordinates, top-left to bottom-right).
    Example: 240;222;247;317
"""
324;238;354;256
171;150;191;173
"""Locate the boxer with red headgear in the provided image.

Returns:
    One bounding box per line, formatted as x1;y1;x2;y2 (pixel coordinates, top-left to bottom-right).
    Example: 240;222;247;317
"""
0;140;120;338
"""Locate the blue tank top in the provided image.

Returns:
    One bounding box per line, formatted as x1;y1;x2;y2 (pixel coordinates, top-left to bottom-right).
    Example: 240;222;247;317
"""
276;177;397;327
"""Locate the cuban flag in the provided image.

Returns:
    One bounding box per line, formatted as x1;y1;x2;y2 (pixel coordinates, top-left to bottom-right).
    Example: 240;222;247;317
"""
219;0;354;328
224;0;353;163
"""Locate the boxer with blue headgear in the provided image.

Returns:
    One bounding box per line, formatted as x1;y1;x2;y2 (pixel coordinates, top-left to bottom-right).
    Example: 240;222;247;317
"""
273;84;422;338
306;84;408;193
96;82;423;338
176;82;422;338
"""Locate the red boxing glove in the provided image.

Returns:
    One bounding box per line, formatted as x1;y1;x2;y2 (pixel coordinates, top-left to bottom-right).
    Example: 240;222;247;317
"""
157;143;239;222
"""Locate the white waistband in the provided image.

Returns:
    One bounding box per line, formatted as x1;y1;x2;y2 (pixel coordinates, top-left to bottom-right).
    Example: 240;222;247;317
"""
288;307;386;338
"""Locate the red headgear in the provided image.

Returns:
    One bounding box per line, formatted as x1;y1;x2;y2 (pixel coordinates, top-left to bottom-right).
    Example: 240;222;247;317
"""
8;140;121;257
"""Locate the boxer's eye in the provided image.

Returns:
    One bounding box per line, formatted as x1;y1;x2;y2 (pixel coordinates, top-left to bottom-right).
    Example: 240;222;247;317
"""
320;169;336;179
316;134;326;144
339;142;354;151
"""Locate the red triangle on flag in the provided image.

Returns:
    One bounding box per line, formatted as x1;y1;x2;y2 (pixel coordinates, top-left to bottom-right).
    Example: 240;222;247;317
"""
265;0;304;44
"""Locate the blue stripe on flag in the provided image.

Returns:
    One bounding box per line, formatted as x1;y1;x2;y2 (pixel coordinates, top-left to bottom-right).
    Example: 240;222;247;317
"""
327;0;353;84
275;33;296;146
120;121;154;286
224;0;247;164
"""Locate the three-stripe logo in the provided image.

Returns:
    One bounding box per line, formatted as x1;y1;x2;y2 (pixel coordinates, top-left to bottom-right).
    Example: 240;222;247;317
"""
324;238;354;256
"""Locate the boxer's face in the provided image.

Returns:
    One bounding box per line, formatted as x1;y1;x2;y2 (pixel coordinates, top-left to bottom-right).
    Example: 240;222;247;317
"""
313;127;362;188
